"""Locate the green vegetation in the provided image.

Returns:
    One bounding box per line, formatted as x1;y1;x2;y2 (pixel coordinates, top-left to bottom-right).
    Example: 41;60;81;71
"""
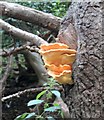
15;78;64;120
17;2;70;17
2;1;70;79
1;1;70;119
2;1;70;46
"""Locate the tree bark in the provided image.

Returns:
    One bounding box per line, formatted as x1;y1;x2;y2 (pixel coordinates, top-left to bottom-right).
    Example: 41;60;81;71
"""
0;1;61;32
57;3;78;50
62;1;103;119
1;1;103;119
23;51;49;85
0;19;50;86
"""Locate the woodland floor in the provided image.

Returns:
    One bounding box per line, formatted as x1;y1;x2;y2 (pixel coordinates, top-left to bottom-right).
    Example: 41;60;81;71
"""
2;73;63;120
2;73;40;120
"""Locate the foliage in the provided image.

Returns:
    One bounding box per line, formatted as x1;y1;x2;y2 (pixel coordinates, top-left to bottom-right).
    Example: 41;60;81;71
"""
2;1;70;78
2;2;70;119
17;1;70;17
15;78;63;120
2;1;70;48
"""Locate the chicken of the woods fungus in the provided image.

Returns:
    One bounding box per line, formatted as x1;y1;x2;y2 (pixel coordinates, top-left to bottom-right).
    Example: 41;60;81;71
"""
39;43;77;84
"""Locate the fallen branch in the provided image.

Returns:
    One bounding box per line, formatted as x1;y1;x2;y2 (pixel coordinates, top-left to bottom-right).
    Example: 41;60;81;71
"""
0;1;61;32
0;19;48;47
2;86;63;102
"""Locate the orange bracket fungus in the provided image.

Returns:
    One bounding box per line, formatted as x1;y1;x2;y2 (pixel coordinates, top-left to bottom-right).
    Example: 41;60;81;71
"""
39;43;77;84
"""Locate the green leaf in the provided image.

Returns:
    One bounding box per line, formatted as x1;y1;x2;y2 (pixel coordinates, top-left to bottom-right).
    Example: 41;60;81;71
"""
44;103;49;109
53;103;60;107
27;100;44;107
14;113;28;120
25;113;36;119
36;90;47;100
44;106;61;112
48;77;54;81
46;92;52;99
43;83;48;86
47;116;56;120
51;90;61;98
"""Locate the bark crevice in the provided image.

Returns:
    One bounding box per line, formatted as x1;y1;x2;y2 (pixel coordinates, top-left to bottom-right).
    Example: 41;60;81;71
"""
61;1;103;119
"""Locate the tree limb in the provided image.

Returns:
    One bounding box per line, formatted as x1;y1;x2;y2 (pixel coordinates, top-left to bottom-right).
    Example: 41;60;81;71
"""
0;19;48;46
1;86;63;102
23;51;49;86
0;1;61;32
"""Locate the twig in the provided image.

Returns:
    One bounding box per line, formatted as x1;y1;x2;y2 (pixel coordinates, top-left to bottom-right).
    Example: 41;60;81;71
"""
1;86;63;102
0;45;39;57
1;55;13;90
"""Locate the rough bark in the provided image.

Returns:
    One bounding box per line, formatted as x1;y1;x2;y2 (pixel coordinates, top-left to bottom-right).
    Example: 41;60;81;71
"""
61;1;103;119
1;1;103;119
57;3;78;50
0;1;61;32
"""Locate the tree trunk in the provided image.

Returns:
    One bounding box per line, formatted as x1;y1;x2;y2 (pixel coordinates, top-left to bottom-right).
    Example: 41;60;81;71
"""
61;1;103;119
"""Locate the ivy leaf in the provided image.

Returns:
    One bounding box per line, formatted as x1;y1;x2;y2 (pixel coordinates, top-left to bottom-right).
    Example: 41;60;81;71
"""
44;106;61;112
14;113;28;120
51;90;61;98
36;90;47;100
25;113;36;119
27;100;44;107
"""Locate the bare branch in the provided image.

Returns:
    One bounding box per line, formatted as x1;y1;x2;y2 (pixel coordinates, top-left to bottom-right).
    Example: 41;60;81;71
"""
1;86;63;102
0;1;61;32
0;45;39;57
0;19;48;46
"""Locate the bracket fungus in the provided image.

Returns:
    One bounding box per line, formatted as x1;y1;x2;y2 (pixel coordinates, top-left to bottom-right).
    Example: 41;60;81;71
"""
39;43;77;84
